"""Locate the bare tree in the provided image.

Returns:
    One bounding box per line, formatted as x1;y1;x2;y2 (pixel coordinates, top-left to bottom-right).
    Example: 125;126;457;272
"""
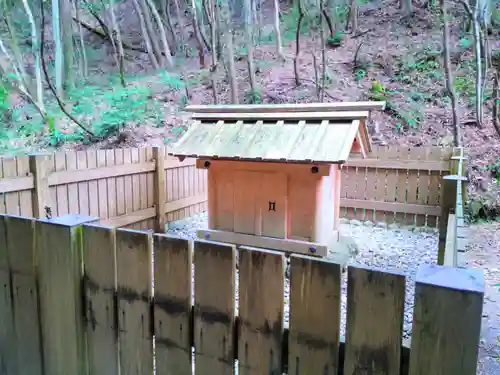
440;0;461;146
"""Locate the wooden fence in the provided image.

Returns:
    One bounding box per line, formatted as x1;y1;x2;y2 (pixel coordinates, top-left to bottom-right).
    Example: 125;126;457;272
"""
438;147;468;267
341;146;453;227
0;147;207;231
0;214;484;375
0;145;454;231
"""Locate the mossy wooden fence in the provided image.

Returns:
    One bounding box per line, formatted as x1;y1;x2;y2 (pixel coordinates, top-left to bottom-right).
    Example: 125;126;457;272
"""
0;213;483;375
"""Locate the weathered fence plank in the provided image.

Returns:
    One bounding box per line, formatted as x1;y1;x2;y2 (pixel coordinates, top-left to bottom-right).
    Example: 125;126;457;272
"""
115;228;154;375
6;216;43;375
0;215;17;375
288;255;341;375
82;224;119;375
344;265;406;375
154;234;192;375
409;264;484;375
238;247;284;375
36;214;98;375
193;240;236;375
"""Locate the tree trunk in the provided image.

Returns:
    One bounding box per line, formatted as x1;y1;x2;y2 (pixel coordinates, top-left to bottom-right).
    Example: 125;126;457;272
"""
109;0;126;86
51;0;64;97
132;0;160;69
190;0;207;67
347;0;358;34
244;0;258;95
226;29;238;103
273;0;284;59
61;0;74;92
440;0;461;146
138;0;164;66
294;0;304;86
21;0;44;110
173;0;188;56
146;0;174;68
493;70;500;137
74;0;88;77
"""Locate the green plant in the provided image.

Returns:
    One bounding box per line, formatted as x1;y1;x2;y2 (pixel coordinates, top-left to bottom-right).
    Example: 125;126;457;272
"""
246;88;262;104
327;31;343;48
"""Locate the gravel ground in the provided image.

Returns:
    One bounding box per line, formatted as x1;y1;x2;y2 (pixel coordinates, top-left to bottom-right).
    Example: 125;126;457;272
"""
165;212;439;339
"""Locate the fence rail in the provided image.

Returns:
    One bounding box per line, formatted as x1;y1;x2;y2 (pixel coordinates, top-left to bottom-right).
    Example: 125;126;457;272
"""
0;214;484;375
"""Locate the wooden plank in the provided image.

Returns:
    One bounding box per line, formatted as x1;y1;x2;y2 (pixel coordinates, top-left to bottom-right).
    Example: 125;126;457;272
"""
153;147;167;232
5;216;42;375
82;224;119;375
340;198;441;216
2;157;20;215
238;247;284;375
0;175;34;194
409;264;484;375
288;255;341;375
36;215;98;375
96;151;109;219
197;229;328;257
193;240;236;375
100;207;156;228
115;150;126;216
260;172;287;238
48;161;156;186
344;265;406;375
443;214;457;266
213;169;234;231
29;154;52;218
233;171;261;235
106;150;117;218
87;150;100;217
0;215;17;375
154;235;192;375
164;193;207;214
197;159;330;177
66;152;80;214
54;153;69;216
115;228;153;375
131;149;141;216
16;156;33;216
191;111;370;121
77;151;90;215
384;147;400;223
345;158;449;172
164;157;197;169
186;101;386;113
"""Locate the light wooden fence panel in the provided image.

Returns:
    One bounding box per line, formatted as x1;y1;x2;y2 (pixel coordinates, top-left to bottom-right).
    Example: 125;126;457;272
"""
0;147;208;231
0;146;455;230
0;156;33;217
0;215;485;375
165;154;208;223
340;146;453;227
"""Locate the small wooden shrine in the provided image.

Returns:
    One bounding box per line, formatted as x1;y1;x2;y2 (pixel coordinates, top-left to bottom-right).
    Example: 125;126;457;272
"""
169;102;384;256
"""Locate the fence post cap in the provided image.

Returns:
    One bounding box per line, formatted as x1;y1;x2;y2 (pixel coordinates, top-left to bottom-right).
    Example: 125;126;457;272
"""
416;264;484;294
38;214;100;227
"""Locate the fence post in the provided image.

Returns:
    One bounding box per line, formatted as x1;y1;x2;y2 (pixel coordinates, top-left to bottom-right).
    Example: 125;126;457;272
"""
153;146;166;232
36;214;99;375
408;264;484;375
29;153;52;219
